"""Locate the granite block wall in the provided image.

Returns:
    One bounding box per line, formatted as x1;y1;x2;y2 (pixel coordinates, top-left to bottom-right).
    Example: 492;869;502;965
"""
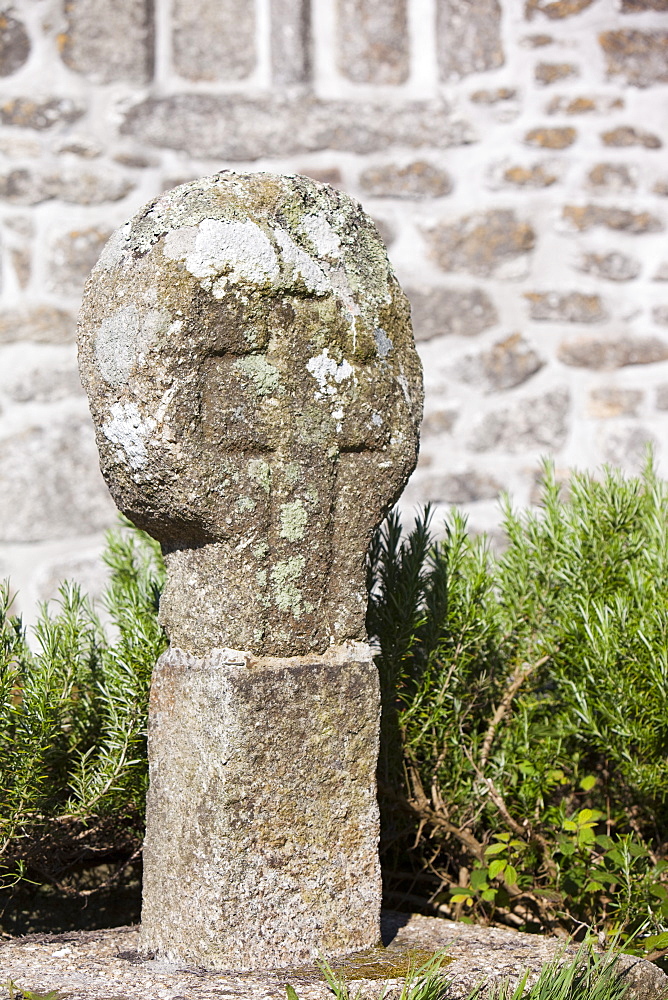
0;0;667;621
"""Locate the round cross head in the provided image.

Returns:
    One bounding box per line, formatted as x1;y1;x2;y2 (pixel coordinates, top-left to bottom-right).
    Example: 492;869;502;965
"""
78;171;423;655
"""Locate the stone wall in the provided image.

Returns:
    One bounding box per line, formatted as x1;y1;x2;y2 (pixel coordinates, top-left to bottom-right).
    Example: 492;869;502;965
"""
1;0;667;620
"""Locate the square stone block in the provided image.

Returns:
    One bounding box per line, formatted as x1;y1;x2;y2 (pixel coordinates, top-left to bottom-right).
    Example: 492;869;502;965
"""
140;643;382;970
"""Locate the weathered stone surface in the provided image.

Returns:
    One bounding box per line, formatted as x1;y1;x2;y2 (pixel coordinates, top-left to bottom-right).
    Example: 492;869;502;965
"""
407;286;499;340
54;135;102;158
48;227;112;296
78;171;422;658
436;0;504;81
0;306;76;344
0;10;30;76
587;163;637;192
424;210;536;278
600;30;668;88
576;251;641;282
0;356;83;403
524;126;577;148
141;645;381;969
359;161;453;199
418;470;503;503
601;126;661;149
602;424;656;472
0;166;134;205
498;162;559;187
271;0;311;84
622;0;668;8
469;387;570;451
0;97;84;129
546;95;623;115
0;415;115;542
526;0;595;16
562;205;663;233
652;305;668;326
10;247;30;288
535;61;578;85
523;33;554;45
173;0;255;82
655;179;668;197
588;387;643;418
453;333;544;391
336;0;409;84
654;263;668;281
525;291;606;322
421;407;458;436
60;0;154;83
558;335;668;369
120;95;475;159
657;384;668;409
470;87;517;103
300;166;343;188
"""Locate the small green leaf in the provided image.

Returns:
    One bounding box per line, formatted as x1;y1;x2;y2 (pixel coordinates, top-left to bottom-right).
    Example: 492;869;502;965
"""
450;893;473;905
484;842;507;857
579;775;597;791
488;858;507;879
641;932;668;951
584;880;604;893
504;864;519;886
286;986;300;1000
470;868;489;891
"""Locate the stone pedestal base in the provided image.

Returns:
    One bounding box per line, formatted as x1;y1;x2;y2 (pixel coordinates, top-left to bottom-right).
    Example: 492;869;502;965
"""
140;642;382;971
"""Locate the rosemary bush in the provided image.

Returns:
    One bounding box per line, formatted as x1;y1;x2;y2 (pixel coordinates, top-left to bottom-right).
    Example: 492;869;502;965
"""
369;458;668;959
0;523;165;894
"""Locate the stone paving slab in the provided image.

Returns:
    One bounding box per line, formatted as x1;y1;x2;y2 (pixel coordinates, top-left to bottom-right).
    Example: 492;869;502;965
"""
1;912;667;1000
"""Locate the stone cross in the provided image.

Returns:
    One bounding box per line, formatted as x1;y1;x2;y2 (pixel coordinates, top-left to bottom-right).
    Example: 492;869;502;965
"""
78;171;423;970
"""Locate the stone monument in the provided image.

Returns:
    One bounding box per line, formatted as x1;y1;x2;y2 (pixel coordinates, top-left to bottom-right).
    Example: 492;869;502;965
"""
78;171;423;970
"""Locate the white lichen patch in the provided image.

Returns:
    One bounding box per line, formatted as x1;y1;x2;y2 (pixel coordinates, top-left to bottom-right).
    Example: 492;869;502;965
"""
234;355;282;396
283;462;302;485
299;213;342;259
279;500;308;541
95;306;179;387
163;219;279;295
95;221;131;271
271;556;306;617
248;458;272;493
102;401;156;470
374;328;393;358
273;226;330;294
307;349;354;397
235;496;256;513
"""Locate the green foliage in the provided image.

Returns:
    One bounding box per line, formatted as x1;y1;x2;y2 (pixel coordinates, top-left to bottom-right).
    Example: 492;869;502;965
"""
369;457;668;959
0;520;166;890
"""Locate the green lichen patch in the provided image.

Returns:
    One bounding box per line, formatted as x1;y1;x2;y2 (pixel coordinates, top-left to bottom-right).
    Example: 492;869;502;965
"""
279;500;308;541
329;945;454;982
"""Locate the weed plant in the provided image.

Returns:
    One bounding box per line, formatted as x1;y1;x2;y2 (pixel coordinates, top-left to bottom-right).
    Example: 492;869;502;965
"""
369;457;668;961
